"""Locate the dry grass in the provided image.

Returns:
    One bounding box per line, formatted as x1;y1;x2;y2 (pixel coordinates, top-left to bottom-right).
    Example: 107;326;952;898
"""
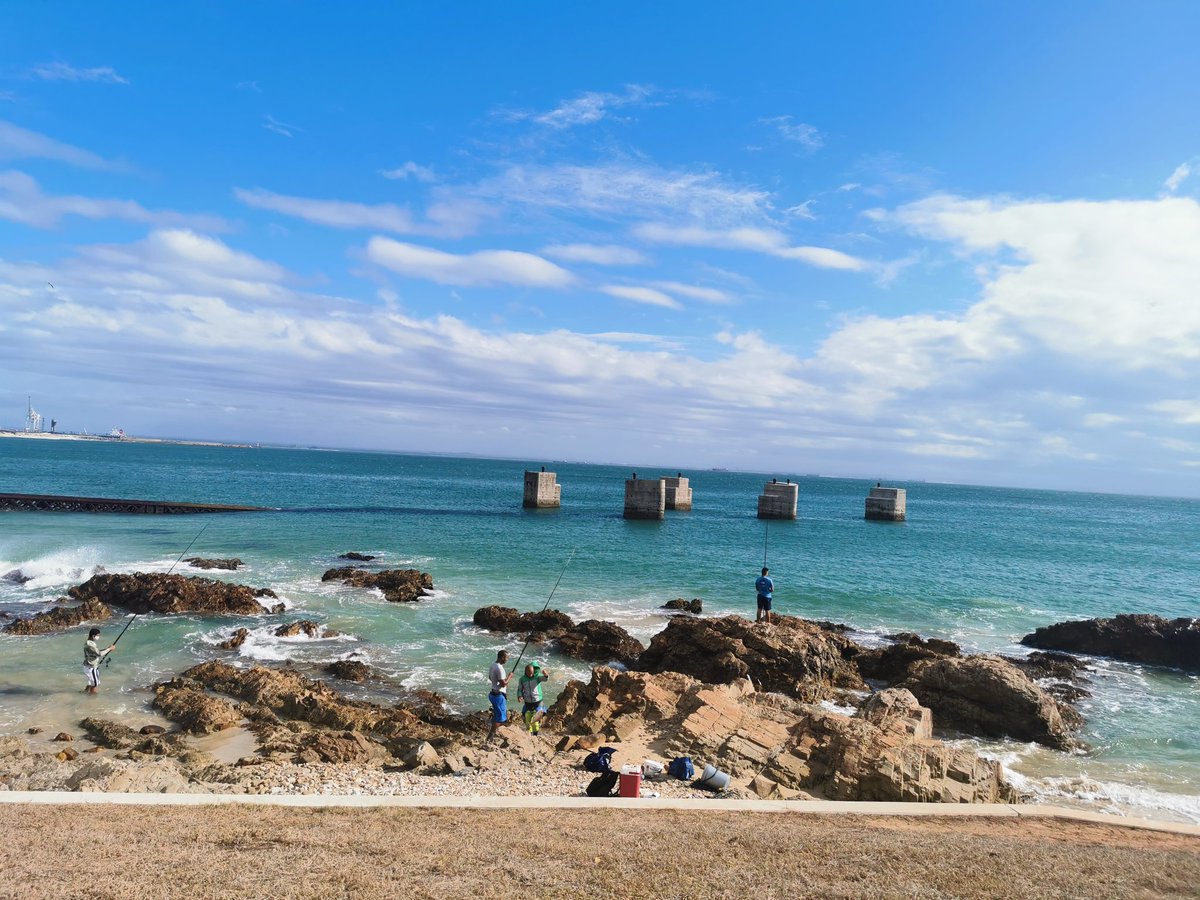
1;805;1197;899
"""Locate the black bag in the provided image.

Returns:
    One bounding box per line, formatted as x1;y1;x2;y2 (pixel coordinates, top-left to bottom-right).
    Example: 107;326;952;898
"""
586;770;620;797
583;746;617;773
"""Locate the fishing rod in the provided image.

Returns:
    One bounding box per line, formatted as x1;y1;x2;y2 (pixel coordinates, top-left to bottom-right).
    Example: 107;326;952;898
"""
508;548;576;676
106;524;209;666
763;519;769;568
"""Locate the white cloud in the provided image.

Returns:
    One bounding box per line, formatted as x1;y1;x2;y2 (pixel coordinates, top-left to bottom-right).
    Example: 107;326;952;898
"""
234;187;489;238
0;171;225;230
1083;413;1123;428
0;120;125;171
367;237;574;288
541;243;648;266
600;284;681;310
28;62;128;84
760;115;822;150
1153;400;1200;425
651;281;730;303
506;84;656;130
633;222;868;271
380;161;436;182
1164;161;1192;193
263;114;300;138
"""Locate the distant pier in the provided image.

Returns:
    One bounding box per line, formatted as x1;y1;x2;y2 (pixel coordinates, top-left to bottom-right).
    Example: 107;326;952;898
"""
865;485;906;521
623;474;665;520
758;479;798;520
522;469;561;508
0;493;264;515
662;474;692;511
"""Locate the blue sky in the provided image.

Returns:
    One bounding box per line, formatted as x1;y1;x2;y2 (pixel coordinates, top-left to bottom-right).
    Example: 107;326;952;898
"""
2;3;1199;495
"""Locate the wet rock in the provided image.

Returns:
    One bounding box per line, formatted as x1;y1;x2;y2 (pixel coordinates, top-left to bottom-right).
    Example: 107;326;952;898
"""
556;619;644;665
635;614;866;702
855;633;962;685
153;682;243;734
139;725;166;736
274;620;321;639
900;655;1080;750
550;667;1013;804
26;727;42;735
79;717;142;750
2;568;33;584
219;627;249;650
1010;650;1092;682
3;597;113;635
338;552;376;562
324;659;373;683
184;557;243;571
56;748;79;762
471;605;574;640
663;598;703;614
1021;614;1200;673
53;733;74;742
321;567;432;603
69;572;276;616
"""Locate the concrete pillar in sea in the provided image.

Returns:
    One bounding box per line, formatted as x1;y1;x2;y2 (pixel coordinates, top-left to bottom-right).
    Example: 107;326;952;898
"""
865;484;907;521
757;479;798;520
623;474;665;520
662;473;692;511
522;468;561;508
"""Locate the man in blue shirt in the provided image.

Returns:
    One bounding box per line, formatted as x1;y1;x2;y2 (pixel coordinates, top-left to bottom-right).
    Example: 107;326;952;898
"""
755;567;774;625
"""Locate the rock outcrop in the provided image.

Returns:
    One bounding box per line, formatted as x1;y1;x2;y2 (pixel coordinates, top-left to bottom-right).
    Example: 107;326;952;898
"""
1021;614;1200;673
153;682;243;734
219;628;249;650
68;573;278;616
635;615;866;702
274;620;321;638
321;567;432;603
3;597;113;635
855;633;962;685
663;598;703;614
550;667;1014;804
337;552;376;562
2;568;33;584
184;557;243;571
79;717;143;750
471;607;643;664
899;655;1080;750
324;659;374;683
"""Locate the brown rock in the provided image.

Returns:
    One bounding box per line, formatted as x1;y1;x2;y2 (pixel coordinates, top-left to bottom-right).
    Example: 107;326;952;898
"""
184;557;243;571
56;748;79;762
321;567;432;603
219;628;249;650
152;682;242;734
471;605;574;639
855;633;962;685
1021;614;1200;673
337;552;376;562
556;619;644;665
139;725;166;736
900;655;1079;750
635;614;866;702
3;598;113;635
274;620;321;638
52;733;74;742
663;598;703;614
79;717;142;750
293;730;389;765
68;572;276;616
324;659;373;683
26;727;42;735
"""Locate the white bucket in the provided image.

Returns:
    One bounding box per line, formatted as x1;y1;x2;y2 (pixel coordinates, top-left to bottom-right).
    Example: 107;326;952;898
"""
698;763;731;791
642;759;665;778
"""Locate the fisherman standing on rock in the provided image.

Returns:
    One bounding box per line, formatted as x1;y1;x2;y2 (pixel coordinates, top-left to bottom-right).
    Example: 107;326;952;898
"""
756;567;775;626
486;650;512;743
83;627;115;694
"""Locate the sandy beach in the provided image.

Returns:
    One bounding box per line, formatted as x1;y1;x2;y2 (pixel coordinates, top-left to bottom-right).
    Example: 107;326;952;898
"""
1;802;1197;899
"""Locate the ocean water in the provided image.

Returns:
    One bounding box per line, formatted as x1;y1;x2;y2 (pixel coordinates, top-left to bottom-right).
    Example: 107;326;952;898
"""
1;439;1197;822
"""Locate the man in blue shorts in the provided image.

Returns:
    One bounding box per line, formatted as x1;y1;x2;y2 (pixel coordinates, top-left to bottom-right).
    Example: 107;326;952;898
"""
755;566;774;625
486;649;512;742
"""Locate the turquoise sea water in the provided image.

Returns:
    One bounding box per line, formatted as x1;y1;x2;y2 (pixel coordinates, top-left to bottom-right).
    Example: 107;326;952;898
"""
1;438;1197;821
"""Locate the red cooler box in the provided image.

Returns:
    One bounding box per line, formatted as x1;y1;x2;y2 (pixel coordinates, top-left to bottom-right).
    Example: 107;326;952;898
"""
618;766;642;798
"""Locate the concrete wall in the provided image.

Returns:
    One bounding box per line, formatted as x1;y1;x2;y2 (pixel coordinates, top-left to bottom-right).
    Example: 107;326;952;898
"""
662;476;692;511
757;481;798;519
523;470;561;508
865;486;906;521
624;477;665;519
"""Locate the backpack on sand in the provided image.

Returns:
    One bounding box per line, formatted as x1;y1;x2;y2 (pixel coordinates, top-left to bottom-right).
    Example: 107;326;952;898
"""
667;757;694;780
583;746;617;773
586;770;620;797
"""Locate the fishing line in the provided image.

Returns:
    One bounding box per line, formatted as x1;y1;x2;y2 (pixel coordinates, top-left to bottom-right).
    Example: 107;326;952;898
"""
508;547;576;677
106;523;209;666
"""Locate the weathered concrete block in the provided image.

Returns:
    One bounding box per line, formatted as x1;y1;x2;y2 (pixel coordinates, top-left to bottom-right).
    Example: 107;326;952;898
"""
523;470;561;508
662;475;692;511
865;486;906;521
757;480;798;520
623;476;665;520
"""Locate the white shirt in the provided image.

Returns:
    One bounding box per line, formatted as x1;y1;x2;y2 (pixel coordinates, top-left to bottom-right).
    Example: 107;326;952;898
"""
489;661;507;693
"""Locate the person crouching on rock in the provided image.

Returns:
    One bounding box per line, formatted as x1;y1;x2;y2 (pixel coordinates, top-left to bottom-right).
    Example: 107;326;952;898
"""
518;662;550;735
83;627;115;694
487;650;513;743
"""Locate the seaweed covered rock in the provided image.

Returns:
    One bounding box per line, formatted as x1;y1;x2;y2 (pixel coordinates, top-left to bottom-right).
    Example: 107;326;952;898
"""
78;717;143;750
635;614;866;702
555;619;644;665
3;597;113;635
899;655;1080;750
69;573;277;616
1021;614;1200;673
321;567;432;603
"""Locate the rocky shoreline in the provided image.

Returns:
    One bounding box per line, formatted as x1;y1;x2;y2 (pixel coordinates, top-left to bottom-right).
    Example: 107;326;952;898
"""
2;568;1194;807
